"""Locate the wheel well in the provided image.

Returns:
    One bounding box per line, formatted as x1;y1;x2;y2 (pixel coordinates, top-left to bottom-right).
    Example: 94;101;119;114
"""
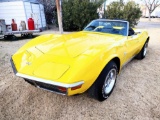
147;37;150;42
111;57;120;73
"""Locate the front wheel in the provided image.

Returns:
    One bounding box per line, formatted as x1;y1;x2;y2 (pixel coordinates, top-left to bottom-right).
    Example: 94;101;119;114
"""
88;61;118;101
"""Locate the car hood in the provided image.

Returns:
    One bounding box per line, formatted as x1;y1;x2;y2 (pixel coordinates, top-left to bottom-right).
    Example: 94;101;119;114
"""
35;31;122;58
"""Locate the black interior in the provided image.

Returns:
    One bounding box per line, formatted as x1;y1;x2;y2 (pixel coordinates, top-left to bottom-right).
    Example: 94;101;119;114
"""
128;28;135;36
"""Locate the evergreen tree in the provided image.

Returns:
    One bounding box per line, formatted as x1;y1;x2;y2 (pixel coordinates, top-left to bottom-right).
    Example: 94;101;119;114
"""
62;0;103;31
105;1;142;27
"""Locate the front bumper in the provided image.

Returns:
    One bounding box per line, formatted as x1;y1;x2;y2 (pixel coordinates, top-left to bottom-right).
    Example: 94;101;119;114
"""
10;58;84;95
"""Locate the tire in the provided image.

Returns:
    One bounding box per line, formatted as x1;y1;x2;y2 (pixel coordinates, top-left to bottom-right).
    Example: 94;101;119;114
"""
27;33;33;38
11;35;17;40
135;41;148;60
88;61;118;101
21;34;26;38
4;35;8;40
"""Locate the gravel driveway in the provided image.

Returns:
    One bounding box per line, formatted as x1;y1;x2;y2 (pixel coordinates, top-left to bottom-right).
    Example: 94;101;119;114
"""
0;20;160;120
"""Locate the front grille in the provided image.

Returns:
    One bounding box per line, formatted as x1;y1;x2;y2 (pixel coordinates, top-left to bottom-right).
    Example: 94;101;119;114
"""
24;79;67;95
11;58;67;95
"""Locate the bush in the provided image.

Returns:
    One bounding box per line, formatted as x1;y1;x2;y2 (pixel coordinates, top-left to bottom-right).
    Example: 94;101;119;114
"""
105;1;142;27
62;0;103;31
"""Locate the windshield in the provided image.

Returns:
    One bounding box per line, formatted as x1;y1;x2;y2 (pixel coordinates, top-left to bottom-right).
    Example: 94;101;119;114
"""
83;20;128;36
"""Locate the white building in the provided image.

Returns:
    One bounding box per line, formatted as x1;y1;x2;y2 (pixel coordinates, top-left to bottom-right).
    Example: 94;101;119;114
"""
0;0;46;29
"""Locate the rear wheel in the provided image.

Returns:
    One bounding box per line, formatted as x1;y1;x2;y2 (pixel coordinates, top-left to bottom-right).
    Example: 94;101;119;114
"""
88;61;118;101
135;41;148;60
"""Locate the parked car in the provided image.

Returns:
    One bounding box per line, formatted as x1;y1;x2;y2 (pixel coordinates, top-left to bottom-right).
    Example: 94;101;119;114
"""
11;19;149;101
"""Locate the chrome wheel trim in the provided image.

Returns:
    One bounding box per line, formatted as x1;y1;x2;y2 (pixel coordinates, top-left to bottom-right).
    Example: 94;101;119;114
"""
143;43;148;56
102;68;117;98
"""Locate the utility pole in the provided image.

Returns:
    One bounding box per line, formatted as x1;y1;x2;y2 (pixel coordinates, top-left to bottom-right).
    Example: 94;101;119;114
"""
56;0;63;34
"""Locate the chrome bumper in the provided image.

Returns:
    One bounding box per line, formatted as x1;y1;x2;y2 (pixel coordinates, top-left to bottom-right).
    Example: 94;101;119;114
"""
10;58;84;95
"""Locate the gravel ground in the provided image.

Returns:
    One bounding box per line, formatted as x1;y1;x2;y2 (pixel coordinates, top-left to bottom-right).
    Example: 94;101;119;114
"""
0;19;160;120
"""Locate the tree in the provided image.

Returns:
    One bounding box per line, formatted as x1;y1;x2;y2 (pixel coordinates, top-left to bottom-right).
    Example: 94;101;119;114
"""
38;0;57;25
143;0;160;21
120;0;124;4
105;1;142;27
62;0;103;31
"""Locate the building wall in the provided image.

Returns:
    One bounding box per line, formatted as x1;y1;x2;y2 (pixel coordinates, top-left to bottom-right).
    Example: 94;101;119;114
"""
24;2;46;29
24;2;32;20
39;4;46;27
0;1;26;27
0;1;46;30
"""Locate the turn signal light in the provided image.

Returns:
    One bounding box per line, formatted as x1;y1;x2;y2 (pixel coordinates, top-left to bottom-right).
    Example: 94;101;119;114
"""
71;85;82;90
58;86;67;92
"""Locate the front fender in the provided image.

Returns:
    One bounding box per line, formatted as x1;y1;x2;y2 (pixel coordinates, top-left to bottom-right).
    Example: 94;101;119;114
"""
67;49;121;95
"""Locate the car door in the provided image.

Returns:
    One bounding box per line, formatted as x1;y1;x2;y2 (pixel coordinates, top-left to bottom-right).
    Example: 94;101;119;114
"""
124;34;140;62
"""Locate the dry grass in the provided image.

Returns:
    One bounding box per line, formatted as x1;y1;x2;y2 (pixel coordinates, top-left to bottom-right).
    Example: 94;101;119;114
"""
0;26;160;120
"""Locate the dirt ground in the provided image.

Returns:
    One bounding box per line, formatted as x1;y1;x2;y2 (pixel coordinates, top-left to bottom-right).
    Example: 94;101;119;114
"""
0;19;160;120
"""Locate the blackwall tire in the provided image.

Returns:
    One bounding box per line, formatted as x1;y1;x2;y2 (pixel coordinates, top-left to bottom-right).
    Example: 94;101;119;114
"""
88;61;118;101
136;41;148;60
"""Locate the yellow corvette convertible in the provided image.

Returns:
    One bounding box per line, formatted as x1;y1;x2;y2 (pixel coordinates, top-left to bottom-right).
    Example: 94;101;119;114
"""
11;19;149;101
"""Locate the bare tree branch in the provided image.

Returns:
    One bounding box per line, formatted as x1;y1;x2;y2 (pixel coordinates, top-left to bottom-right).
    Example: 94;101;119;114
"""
144;0;150;11
143;0;160;21
144;0;160;13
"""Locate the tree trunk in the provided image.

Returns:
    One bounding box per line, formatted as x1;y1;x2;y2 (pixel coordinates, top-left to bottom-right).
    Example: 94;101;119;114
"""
149;12;151;21
56;0;63;34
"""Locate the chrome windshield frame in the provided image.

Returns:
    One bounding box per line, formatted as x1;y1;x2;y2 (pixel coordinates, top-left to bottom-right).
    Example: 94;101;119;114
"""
83;19;129;36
